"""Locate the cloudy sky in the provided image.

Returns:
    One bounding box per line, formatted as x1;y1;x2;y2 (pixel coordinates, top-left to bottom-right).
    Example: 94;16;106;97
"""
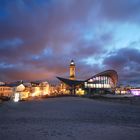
0;0;140;85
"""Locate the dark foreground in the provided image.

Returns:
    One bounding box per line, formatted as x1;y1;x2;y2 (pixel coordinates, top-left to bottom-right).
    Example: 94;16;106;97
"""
0;97;140;140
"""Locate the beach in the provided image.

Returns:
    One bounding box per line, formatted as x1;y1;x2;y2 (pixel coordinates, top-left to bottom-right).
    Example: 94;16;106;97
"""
0;97;140;140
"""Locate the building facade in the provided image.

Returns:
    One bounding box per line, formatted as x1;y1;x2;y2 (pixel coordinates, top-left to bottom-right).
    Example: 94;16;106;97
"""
0;86;13;98
84;70;118;94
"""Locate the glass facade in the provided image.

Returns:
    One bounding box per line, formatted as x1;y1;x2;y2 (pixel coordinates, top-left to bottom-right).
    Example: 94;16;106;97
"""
84;76;114;89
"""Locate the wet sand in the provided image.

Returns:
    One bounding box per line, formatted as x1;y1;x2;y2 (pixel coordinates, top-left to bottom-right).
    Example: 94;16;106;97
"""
0;97;140;140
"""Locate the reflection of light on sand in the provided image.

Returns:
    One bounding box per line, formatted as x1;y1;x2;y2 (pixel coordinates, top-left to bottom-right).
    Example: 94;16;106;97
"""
14;93;20;102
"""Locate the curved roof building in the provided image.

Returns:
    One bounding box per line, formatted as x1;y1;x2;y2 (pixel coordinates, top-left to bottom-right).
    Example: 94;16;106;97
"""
57;77;84;87
86;70;118;87
57;70;118;89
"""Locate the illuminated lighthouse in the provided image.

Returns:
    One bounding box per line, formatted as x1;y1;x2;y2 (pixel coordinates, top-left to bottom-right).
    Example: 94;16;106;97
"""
69;60;76;80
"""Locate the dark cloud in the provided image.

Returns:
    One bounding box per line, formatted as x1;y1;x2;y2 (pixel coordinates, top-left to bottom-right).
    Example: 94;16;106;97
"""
0;0;140;85
103;48;140;85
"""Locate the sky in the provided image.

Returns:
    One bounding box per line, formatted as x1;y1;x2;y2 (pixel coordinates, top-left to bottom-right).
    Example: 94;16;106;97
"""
0;0;140;86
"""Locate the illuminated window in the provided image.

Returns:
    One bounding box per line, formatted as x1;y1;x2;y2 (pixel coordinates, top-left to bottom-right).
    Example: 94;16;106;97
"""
85;82;87;88
89;79;93;82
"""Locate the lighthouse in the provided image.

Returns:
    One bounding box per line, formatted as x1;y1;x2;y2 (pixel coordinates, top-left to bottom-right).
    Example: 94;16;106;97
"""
69;60;76;80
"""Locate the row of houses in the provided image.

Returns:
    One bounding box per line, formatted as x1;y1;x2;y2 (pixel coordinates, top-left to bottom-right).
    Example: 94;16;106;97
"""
0;81;50;102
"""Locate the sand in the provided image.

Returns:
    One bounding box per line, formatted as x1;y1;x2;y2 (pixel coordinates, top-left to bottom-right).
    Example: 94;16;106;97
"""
0;97;140;140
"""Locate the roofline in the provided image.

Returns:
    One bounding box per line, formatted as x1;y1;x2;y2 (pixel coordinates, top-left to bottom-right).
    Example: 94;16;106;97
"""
57;77;84;87
85;70;118;86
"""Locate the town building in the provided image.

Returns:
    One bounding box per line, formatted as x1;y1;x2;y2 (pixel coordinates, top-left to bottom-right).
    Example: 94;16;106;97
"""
0;85;13;99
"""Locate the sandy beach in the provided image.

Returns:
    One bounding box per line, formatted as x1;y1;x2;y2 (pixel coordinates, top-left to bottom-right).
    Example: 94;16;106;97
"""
0;97;140;140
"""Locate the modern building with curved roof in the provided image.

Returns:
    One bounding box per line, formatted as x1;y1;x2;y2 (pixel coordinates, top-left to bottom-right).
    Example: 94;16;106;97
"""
57;70;118;95
57;60;118;94
84;70;118;89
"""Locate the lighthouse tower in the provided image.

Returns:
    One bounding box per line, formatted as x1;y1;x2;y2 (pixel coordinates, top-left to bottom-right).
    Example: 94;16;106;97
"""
69;60;76;80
